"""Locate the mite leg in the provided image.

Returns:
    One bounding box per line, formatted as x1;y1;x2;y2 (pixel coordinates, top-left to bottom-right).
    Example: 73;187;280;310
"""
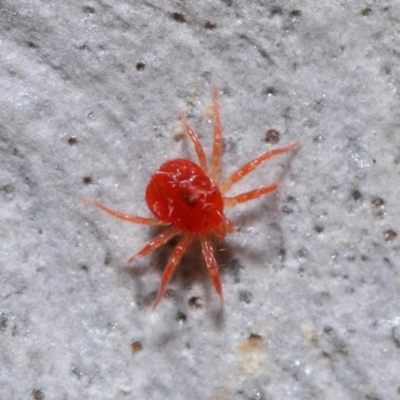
210;86;223;184
127;226;181;264
181;111;208;172
223;183;278;207
152;233;194;308
219;142;300;195
80;199;165;225
212;217;234;239
200;233;224;305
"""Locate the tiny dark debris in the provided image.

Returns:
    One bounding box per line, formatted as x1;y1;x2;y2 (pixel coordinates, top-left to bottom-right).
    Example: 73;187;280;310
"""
383;257;394;269
365;395;383;400
80;265;89;272
314;225;324;234
371;197;385;218
136;62;145;71
383;229;397;242
281;205;293;214
239;336;264;357
264;87;277;96
0;313;8;331
321;351;331;359
204;21;217;30
324;326;333;334
27;41;39;48
188;296;203;309
0;183;13;194
324;326;348;354
270;6;283;16
313;135;324;143
265;129;280;144
289;10;302;18
278;248;286;260
239;290;253;304
248;333;263;344
32;389;45;400
297;247;308;259
83;6;96;13
68;137;77;145
131;340;143;353
104;253;111;266
176;311;187;323
351;189;362;201
371;197;384;207
313;99;325;112
71;366;82;379
227;258;242;283
82;176;92;185
170;12;186;23
361;7;372;16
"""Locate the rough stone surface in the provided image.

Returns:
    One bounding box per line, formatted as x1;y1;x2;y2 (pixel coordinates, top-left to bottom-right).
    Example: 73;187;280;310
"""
1;2;399;399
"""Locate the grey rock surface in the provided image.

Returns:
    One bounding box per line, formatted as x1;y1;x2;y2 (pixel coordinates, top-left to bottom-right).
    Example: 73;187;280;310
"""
1;1;399;399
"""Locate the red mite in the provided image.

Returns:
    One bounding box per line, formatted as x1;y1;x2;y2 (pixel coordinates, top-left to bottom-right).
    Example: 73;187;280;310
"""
83;87;299;308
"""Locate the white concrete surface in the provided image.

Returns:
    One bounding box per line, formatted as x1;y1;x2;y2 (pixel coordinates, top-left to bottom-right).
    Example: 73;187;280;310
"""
1;1;399;399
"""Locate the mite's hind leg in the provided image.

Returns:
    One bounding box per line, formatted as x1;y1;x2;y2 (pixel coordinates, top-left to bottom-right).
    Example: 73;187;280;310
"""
127;226;181;264
200;233;224;305
152;233;194;308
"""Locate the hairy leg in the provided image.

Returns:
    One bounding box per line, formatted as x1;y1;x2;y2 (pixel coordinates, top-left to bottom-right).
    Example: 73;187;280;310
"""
80;199;165;225
200;233;224;305
223;183;278;207
127;226;181;264
152;233;194;308
219;142;300;194
181;111;208;172
210;86;223;184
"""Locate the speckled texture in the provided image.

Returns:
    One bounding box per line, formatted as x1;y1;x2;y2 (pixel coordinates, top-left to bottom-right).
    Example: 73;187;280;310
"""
1;1;400;399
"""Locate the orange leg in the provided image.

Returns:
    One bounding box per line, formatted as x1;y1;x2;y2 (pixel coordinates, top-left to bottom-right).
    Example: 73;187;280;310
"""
152;233;194;308
212;217;234;239
200;233;224;305
219;141;300;195
223;182;278;207
80;199;165;225
127;226;181;264
181;111;208;172
210;86;223;184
